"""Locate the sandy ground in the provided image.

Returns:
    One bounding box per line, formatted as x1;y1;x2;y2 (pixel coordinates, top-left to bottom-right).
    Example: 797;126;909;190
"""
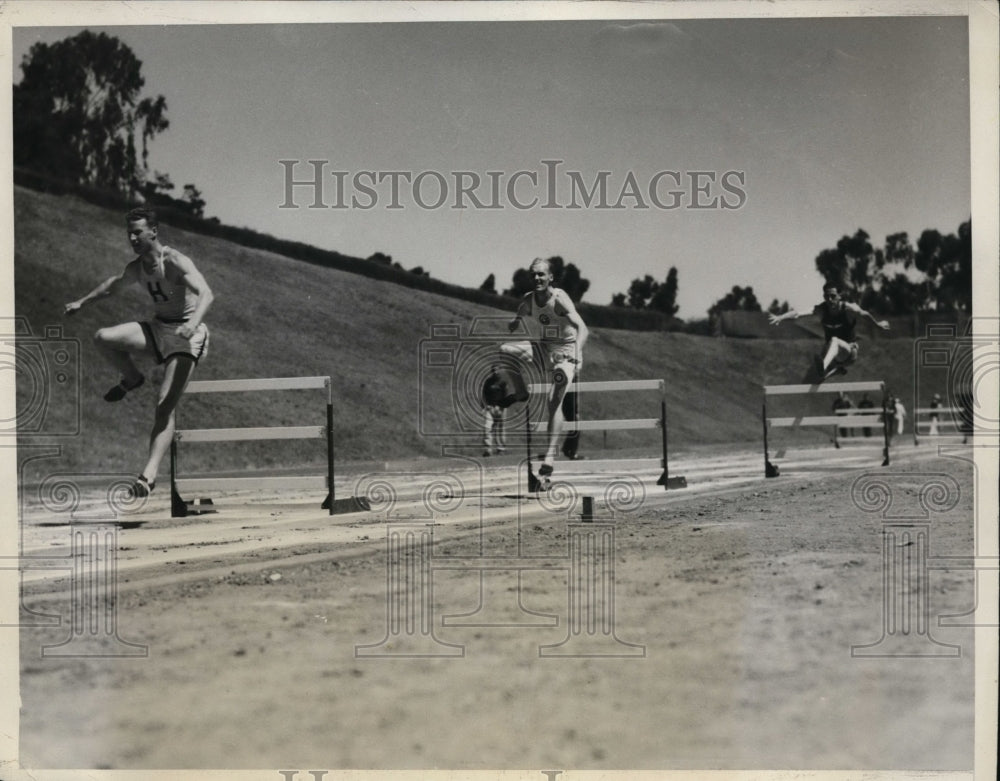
15;443;978;773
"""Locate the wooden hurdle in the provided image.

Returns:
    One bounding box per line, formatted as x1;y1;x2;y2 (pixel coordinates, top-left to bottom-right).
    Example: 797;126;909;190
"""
762;380;890;477
913;406;969;445
524;379;686;490
833;406;884;447
169;376;369;517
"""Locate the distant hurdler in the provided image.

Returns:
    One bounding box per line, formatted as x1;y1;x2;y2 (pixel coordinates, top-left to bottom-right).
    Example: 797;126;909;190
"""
769;282;889;382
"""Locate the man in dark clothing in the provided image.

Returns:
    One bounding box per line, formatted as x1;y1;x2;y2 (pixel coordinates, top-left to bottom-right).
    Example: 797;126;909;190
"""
769;282;889;381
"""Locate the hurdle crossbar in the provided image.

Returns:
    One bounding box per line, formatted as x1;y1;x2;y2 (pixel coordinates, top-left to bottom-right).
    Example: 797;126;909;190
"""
528;379;664;394
175;426;327;443
912;406;969;445
527;419;661;432
831;408;887;448
769;415;886;428
184;376;331;393
170;376;367;517
524;378;685;490
762;379;889;476
764;381;886;396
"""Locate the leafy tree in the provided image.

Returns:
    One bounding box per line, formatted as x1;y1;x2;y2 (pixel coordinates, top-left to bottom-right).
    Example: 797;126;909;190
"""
708;285;762;321
503;267;534;298
181;184;206;218
625;275;658;309
149;171;174;195
479;274;497;294
613;267;679;316
814;221;971;314
914;220;971;311
557;260;591;303
14;30;170;194
649;267;679;317
814;228;876;300
767;299;790;315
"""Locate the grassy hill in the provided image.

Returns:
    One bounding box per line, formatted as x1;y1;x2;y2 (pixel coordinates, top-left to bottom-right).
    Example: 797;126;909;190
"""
13;185;934;478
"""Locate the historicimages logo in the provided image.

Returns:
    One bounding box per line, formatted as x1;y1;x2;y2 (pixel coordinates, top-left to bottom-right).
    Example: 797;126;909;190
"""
1;317;81;436
278;159;747;211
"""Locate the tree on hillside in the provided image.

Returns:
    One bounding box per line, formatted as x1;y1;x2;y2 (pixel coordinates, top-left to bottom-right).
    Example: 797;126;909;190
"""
621;275;658;308
708;285;762;322
914;220;971;311
14;30;170;195
479;274;497;294
557;259;591;303
649;267;680;317
767;299;790;315
814;229;876;302
181;184;206;219
814;220;971;314
503;256;590;302
612;267;679;316
504;267;534;299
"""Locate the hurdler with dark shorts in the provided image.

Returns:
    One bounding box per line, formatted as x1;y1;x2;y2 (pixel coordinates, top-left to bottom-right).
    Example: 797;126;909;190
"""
769;282;889;381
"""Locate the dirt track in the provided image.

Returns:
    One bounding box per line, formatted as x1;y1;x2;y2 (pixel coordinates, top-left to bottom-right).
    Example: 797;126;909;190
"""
17;445;977;772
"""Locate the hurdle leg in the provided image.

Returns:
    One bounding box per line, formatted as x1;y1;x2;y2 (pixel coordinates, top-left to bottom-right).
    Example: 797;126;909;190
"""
169;438;188;518
656;397;686;489
881;387;891;466
763;402;779;478
525;407;540;493
325;394;335;514
321;388;371;514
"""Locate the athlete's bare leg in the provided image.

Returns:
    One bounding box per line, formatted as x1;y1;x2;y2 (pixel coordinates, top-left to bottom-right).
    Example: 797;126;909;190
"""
139;354;197;485
542;362;577;468
821;340;841;373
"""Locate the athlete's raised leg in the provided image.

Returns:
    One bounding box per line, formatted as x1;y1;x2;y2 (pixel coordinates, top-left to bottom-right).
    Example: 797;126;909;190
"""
94;322;152;399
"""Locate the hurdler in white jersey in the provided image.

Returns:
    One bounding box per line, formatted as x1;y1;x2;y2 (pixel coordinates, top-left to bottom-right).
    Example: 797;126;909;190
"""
501;257;589;484
134;247;209;363
65;207;214;499
138;247;198;321
516;285;582;368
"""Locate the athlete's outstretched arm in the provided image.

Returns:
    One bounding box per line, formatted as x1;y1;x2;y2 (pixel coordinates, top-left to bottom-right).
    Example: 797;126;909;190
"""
64;261;139;315
768;307;810;326
845;302;890;331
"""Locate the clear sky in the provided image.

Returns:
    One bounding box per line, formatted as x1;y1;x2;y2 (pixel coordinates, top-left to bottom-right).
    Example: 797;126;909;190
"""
9;5;974;318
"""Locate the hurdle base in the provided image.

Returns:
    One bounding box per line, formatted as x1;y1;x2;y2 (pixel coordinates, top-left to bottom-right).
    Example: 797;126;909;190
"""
322;494;372;514
765;460;780;478
657;472;687;489
170;489;216;518
527;468;541;493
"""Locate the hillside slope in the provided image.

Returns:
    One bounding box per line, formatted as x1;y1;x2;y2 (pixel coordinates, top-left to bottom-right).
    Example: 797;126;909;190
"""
13;186;929;476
